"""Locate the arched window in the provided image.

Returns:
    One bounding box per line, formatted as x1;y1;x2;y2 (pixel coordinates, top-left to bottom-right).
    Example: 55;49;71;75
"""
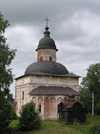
49;56;52;61
39;104;41;113
22;91;24;100
40;57;43;61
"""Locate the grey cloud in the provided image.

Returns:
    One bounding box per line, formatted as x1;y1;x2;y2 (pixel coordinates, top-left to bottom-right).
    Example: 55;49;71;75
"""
1;0;100;26
0;0;100;97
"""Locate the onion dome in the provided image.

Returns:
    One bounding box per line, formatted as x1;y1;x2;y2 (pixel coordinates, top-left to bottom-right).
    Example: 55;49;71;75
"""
24;61;68;76
36;26;58;51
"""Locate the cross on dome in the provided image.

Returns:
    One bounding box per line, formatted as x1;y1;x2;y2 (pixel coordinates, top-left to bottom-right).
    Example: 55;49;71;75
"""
44;17;50;27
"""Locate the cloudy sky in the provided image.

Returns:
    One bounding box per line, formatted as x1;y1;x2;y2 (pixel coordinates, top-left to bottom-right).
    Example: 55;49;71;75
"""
0;0;100;97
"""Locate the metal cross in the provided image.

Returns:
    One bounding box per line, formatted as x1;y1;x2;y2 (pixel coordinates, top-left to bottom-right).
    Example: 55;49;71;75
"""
44;17;50;27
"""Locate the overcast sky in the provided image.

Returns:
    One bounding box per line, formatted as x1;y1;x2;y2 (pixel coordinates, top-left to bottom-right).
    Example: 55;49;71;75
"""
0;0;100;98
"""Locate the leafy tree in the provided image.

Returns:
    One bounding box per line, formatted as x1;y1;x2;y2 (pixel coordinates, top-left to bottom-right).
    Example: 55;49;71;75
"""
18;102;41;131
0;12;16;133
80;85;92;114
0;90;12;134
80;63;100;115
10;108;17;120
0;90;17;134
7;93;14;102
0;12;16;96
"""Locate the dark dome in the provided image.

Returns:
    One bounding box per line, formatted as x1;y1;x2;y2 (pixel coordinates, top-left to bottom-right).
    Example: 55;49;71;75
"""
36;26;58;51
25;61;68;76
37;37;57;50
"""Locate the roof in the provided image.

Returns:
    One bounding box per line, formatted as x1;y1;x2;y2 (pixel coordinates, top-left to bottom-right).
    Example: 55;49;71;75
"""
15;72;80;80
29;86;81;96
24;61;69;76
58;101;84;110
36;26;58;51
11;101;17;109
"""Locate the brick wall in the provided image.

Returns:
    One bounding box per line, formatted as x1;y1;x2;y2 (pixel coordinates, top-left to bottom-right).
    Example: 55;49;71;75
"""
30;75;79;92
50;97;56;120
37;49;57;61
15;75;79;118
44;97;49;120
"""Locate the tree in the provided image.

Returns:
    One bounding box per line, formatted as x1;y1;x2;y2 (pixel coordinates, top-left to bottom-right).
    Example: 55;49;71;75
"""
18;102;41;132
7;93;14;102
0;12;16;133
80;63;100;115
80;83;92;114
0;90;12;134
0;12;16;96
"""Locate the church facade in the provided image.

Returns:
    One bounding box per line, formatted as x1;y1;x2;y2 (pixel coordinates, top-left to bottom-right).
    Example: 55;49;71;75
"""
15;25;80;120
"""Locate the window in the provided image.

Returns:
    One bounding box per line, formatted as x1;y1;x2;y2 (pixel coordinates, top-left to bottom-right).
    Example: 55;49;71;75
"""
22;91;24;100
39;104;41;113
49;56;52;61
40;57;43;61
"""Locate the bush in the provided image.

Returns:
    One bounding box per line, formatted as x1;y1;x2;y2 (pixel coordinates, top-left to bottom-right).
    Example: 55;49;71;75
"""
18;102;41;131
0;90;12;134
10;109;18;120
89;124;100;134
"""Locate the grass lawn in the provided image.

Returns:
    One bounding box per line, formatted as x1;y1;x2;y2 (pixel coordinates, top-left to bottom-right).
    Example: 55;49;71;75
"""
9;119;19;129
9;120;81;134
9;114;100;134
24;121;81;134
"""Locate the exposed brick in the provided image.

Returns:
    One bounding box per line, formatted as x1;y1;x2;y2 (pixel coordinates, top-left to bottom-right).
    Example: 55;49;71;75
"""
63;97;67;102
57;97;62;105
15;74;79;118
50;97;56;120
37;49;57;61
44;97;49;120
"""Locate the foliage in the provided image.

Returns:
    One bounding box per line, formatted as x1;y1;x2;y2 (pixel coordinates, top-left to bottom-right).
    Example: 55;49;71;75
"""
80;63;100;115
18;102;41;132
10;108;18;120
69;114;100;134
0;12;16;134
7;93;14;102
0;12;16;96
89;124;100;134
80;86;92;113
0;90;12;134
86;63;100;93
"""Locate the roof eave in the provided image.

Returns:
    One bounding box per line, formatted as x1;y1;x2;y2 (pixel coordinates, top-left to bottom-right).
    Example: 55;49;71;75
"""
15;73;80;80
30;94;81;96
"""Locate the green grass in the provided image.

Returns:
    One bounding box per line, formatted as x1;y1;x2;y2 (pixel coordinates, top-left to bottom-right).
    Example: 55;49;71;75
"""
69;114;100;134
9;119;19;129
24;121;81;134
9;114;100;134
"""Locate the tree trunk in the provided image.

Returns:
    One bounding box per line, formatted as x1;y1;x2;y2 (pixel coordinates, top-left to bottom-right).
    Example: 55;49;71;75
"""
92;91;94;116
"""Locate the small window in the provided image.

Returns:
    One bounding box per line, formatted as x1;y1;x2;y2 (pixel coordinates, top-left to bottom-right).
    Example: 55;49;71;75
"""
39;104;41;113
22;91;24;100
40;57;43;61
49;56;52;61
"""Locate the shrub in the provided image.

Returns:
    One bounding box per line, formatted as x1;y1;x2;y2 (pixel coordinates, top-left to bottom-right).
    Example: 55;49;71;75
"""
0;90;12;134
18;102;41;131
10;109;18;120
89;124;100;134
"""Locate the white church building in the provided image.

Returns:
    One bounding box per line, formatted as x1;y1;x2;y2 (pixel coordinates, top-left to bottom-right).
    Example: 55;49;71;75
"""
15;23;80;120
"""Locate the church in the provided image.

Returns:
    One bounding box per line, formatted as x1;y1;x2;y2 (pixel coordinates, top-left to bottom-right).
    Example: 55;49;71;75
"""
15;21;81;120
